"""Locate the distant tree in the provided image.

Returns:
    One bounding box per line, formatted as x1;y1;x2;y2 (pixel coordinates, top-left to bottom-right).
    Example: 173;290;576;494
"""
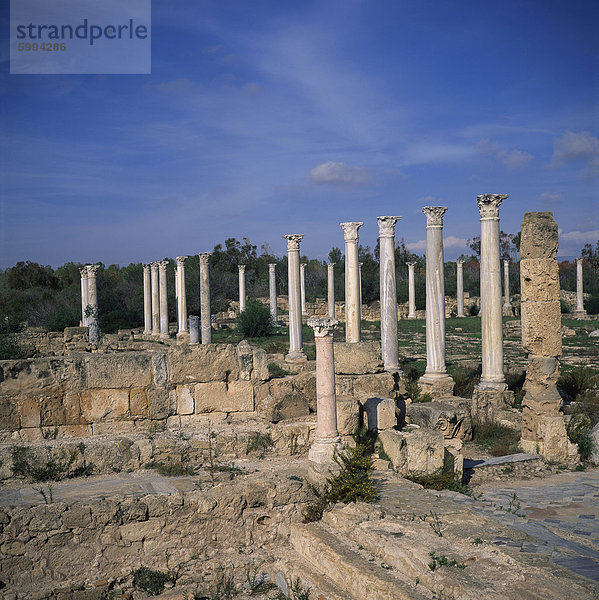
467;231;518;262
581;240;599;271
328;247;342;263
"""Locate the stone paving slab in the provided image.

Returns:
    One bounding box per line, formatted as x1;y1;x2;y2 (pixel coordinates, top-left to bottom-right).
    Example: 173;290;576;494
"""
464;452;539;468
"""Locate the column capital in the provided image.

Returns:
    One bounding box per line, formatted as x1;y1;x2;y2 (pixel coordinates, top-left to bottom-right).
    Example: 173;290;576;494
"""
157;260;169;271
86;264;100;277
340;222;363;242
456;259;464;266
176;256;189;267
300;263;306;271
307;317;338;337
422;206;447;227
577;257;583;265
328;262;336;269
407;261;416;268
283;234;304;251
377;216;401;238
199;252;213;264
142;263;151;272
150;261;159;271
80;267;88;278
238;264;246;273
476;194;508;219
503;259;510;266
268;263;277;270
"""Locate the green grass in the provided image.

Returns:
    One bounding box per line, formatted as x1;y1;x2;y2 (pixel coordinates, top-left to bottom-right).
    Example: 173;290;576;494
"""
470;419;521;456
405;469;474;496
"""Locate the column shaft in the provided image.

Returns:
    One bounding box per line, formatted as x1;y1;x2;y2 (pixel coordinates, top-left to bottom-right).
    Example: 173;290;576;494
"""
143;264;152;334
456;261;465;317
268;264;278;323
283;235;305;361
407;262;417;319
158;261;169;339
86;265;99;344
300;263;307;316
340;222;363;343
200;253;212;344
576;258;585;313
151;263;160;336
503;260;512;310
176;257;188;332
327;263;335;318
238;266;246;313
80;268;89;327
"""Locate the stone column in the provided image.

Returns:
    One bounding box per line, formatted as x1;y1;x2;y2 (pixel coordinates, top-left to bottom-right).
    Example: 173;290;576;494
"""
340;222;363;343
377;216;402;373
327;263;336;318
419;207;453;396
307;317;343;477
283;235;306;362
189;315;200;344
575;258;586;317
199;253;212;344
476;194;508;391
86;264;100;344
151;262;160;336
456;260;465;318
300;263;307;316
238;265;246;313
143;264;152;334
80;267;89;327
358;262;363;323
503;259;513;316
268;263;278;323
174;264;180;330
158;260;169;339
520;212;573;462
407;262;417;319
176;256;188;333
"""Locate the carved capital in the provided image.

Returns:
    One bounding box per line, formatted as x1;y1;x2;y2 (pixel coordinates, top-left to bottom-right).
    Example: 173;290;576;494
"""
176;256;189;267
283;234;304;252
340;222;363;242
456;259;464;267
86;264;99;277
422;206;447;227
328;262;336;269
307;317;338;337
300;263;306;272
238;265;246;274
407;261;416;269
157;260;169;271
577;257;583;266
377;216;401;238
199;252;212;264
268;263;276;271
150;261;159;272
476;194;508;219
80;267;88;279
142;263;151;273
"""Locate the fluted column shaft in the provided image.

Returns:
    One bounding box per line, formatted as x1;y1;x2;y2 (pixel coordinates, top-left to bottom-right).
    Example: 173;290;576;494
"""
283;235;305;361
300;263;307;316
80;268;89;327
268;263;278;322
238;265;246;313
327;263;335;318
358;262;363;323
503;260;512;309
477;194;507;390
176;257;188;332
174;265;180;330
143;264;152;334
407;262;417;319
158;260;169;339
151;263;160;336
576;258;585;312
86;265;99;344
200;253;212;344
456;260;465;317
377;216;401;372
341;222;363;343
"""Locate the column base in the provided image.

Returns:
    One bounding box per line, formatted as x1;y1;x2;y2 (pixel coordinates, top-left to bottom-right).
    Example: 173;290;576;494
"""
285;351;307;363
176;331;190;344
574;309;587;319
502;304;513;317
384;365;403;376
477;379;507;392
418;373;454;398
143;329;151;335
159;333;170;340
308;437;344;483
407;314;417;320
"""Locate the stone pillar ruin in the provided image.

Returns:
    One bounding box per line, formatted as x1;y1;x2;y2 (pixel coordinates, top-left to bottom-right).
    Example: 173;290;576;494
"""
476;194;507;391
327;263;336;318
268;263;278;323
174;264;180;330
283;234;306;362
300;263;307;317
80;267;89;327
340;222;363;343
151;262;160;337
419;207;453;396
143;264;152;335
407;261;417;319
503;259;513;316
86;264;100;344
176;256;188;334
238;265;246;313
158;260;169;339
377;216;401;373
307;317;343;477
199;253;212;344
456;260;465;318
358;262;363;323
575;258;586;318
189;315;200;344
520;212;573;462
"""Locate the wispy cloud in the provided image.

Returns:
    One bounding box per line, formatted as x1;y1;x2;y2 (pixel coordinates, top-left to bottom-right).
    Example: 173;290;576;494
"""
551;130;599;176
560;229;599;244
406;235;467;252
538;192;563;207
310;161;371;185
478;138;533;169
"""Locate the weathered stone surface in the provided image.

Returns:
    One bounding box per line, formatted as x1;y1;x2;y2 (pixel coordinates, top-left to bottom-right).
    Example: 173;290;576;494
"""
175;385;194;415
256;378;310;422
379;428;444;475
521;301;562;356
19;397;41;428
520;211;559;259
406;401;471;440
166;344;239;384
361;397;397;431
352;373;396;400
336;396;360;436
194;381;254;413
129;387;149;417
334;342;383;375
86;353;152;389
520;259;560;303
236;340;254;381
252;348;269;381
80;389;129;422
63;327;88;342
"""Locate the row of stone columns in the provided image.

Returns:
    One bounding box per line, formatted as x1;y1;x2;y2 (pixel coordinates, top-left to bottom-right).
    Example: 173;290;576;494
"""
142;261;170;339
79;265;99;343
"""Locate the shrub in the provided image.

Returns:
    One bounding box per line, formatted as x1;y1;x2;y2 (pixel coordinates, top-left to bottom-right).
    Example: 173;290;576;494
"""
448;366;480;398
560;299;571;314
237;299;273;338
558;367;593;402
401;364;432;403
145;451;195;476
0;332;28;360
405;469;473;496
43;304;79;332
132;566;170;596
468;304;479;316
577;431;594;462
246;432;274;456
11;445;92;481
470;419;521;456
586;294;599;315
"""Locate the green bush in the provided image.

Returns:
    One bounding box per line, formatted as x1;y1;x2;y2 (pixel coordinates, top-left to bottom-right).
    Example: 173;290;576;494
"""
132;566;170;596
268;362;290;378
560;299;571;314
586;294;599;315
558;367;593;402
471;419;521;456
448;366;480;398
577;431;594;462
0;333;28;360
468;304;479;316
43;304;79;332
237;299;273;338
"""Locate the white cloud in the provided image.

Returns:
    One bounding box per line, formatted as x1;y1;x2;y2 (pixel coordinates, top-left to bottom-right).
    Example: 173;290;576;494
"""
478;138;533;169
401;142;475;166
560;229;599;244
406;236;467;252
551;131;599;175
406;239;426;251
538;192;563;207
310;161;371;185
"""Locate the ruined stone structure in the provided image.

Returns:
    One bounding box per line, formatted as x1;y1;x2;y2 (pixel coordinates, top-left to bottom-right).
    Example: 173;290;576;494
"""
520;212;573;462
340;221;363;343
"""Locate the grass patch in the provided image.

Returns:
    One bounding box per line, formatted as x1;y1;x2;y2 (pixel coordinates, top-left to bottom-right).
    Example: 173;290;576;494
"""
145;451;195;477
558;366;594;402
246;432;274;457
448;365;480;398
268;362;290;378
405;469;474;496
470;418;521;456
11;445;92;482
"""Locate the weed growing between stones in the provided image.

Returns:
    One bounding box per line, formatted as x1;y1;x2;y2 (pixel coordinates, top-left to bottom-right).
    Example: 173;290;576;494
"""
275;578;311;600
558;366;594;402
131;566;170;596
506;370;526;408
470;418;521;456
145;450;195;476
302;444;377;523
405;469;475;497
428;551;466;571
448;366;480;398
401;364;433;403
246;432;274;457
268;362;291;378
11;445;93;482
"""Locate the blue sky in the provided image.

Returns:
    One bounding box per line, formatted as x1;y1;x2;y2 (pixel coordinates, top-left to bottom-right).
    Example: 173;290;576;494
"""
1;0;598;268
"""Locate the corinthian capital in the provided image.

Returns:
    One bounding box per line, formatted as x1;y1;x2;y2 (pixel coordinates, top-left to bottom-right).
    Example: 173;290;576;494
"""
238;265;246;273
80;267;88;278
340;222;363;242
199;252;212;264
157;260;169;271
176;256;189;267
407;261;416;268
476;194;508;219
283;234;304;251
142;263;151;272
377;216;401;238
307;317;338;337
268;263;276;271
86;264;100;277
422;206;447;227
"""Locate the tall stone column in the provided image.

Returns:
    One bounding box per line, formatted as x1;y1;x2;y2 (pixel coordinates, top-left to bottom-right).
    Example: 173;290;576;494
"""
199;253;212;344
377;216;401;373
407;262;417;319
143;264;152;334
307;317;343;478
456;260;465;318
340;222;363;343
575;258;586;317
503;259;513;316
151;262;160;337
176;256;188;333
327;263;336;318
476;194;508;391
283;235;306;362
419;207;453;396
189;315;200;344
86;264;100;344
358;262;363;323
238;265;246;313
174;264;180;330
158;260;169;339
80;267;89;327
300;263;307;316
268;263;278;323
